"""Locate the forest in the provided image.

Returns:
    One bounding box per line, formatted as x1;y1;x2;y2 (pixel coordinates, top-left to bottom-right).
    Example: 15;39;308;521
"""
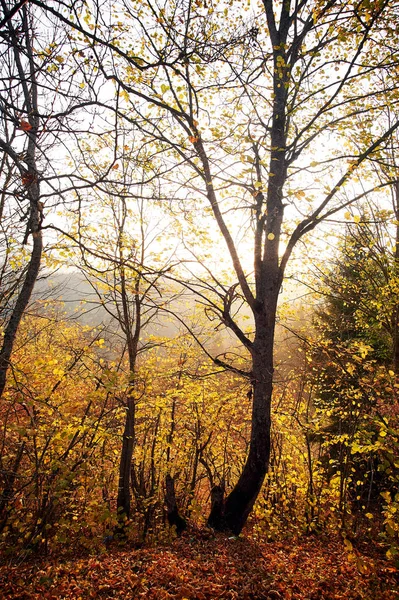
1;0;399;597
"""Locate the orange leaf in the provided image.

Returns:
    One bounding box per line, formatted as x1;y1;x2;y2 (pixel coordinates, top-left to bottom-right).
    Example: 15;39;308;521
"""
22;173;35;186
20;119;33;132
189;136;198;143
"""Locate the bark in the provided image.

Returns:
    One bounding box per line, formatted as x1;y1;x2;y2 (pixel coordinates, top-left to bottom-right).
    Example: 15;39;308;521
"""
207;484;225;530
116;265;140;523
209;310;276;534
392;181;399;375
116;393;136;523
165;474;187;535
0;231;42;398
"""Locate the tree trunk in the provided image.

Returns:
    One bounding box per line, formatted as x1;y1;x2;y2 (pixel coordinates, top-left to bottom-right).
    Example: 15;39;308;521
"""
165;474;187;535
207;484;225;530
392;182;399;376
115;244;141;526
223;383;272;534
0;231;42;399
116;392;135;523
208;308;276;534
0;5;42;400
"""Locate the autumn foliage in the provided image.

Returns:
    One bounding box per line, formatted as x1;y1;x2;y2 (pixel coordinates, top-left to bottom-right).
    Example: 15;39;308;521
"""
2;0;399;597
1;533;398;599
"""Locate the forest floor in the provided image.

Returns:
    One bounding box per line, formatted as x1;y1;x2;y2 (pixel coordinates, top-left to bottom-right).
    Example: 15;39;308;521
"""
0;530;398;599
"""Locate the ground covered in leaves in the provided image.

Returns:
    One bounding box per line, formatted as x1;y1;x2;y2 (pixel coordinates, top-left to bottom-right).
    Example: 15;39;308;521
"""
0;531;398;599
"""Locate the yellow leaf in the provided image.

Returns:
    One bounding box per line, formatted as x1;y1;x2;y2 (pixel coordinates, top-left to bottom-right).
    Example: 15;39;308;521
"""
343;537;353;551
120;89;129;102
267;233;275;240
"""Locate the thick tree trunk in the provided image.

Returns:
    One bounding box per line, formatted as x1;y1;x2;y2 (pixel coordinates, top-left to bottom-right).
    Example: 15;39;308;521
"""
205;0;289;536
223;377;272;534
208;308;276;535
212;357;273;534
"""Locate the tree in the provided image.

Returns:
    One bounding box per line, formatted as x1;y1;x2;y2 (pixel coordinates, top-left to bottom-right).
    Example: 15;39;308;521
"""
315;211;395;363
0;0;134;402
364;107;399;374
0;307;117;550
306;210;399;527
54;133;183;528
0;3;44;398
26;0;399;534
